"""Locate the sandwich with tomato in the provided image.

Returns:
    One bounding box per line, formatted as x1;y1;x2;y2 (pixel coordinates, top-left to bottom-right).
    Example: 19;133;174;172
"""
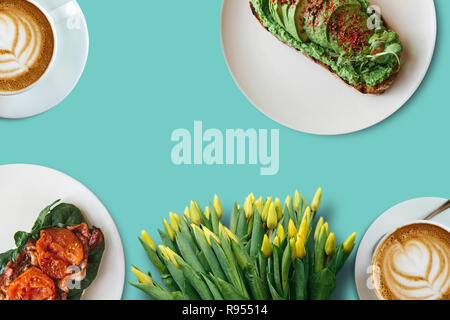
0;201;104;300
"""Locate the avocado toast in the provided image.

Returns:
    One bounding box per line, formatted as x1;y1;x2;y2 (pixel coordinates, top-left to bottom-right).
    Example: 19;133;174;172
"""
250;0;403;94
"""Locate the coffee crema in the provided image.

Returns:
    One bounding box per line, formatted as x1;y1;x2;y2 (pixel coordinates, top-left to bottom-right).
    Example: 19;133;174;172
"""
0;0;54;92
372;223;450;300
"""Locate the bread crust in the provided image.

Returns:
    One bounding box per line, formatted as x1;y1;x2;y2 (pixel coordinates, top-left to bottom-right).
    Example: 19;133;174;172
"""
250;2;399;94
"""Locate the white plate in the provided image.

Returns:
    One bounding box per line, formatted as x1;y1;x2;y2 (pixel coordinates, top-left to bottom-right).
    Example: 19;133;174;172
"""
0;0;89;119
355;197;450;300
221;0;437;135
0;164;125;300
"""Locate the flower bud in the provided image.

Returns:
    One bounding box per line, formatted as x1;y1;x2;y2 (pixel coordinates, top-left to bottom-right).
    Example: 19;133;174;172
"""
344;232;357;254
325;232;336;256
288;219;297;239
311;187;322;211
141;230;156;252
213;194;223;220
314;217;324;241
190;200;202;225
274;198;282;219
294;190;301;211
277;224;286;242
261;234;273;258
295;237;306;259
163;218;175;241
267;203;278;229
132;267;153;285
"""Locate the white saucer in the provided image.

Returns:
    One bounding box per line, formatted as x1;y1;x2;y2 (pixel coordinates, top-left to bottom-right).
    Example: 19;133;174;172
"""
355;197;450;300
0;0;89;119
221;0;437;135
0;164;125;300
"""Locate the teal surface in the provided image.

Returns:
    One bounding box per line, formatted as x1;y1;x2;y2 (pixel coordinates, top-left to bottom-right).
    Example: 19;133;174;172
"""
0;0;448;300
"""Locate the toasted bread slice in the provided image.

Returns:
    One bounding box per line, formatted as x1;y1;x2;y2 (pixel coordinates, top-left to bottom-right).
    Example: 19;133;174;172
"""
250;1;399;94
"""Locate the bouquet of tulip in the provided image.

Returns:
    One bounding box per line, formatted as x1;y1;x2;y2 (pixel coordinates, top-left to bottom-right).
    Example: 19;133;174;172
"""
130;188;356;300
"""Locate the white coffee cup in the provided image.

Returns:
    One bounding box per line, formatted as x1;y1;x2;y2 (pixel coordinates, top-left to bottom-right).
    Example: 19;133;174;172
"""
0;0;80;96
371;220;450;300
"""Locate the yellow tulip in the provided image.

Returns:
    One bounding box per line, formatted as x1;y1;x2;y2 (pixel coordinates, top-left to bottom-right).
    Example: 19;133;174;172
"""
141;230;156;252
290;238;296;261
248;193;255;204
169;212;180;232
261;198;272;222
323;222;329;236
288;219;297;239
255;197;264;215
277;224;286;242
244;196;253;219
273;236;280;247
191;223;204;239
325;232;336;255
311;187;322;211
314;217;324;241
295;237;306;259
213;194;223;220
267;203;278;229
261;234;273;258
132;267;153;285
163;219;175;241
184;206;191;219
302;206;311;224
274;198;282;219
190;200;202;225
298;219;308;244
203;226;220;246
284;195;292;208
344;232;357;254
159;245;169;260
294;189;301;211
223;226;239;243
165;247;181;268
204;206;210;220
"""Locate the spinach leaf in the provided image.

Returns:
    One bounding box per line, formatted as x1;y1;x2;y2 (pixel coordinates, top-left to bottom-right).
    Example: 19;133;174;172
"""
49;203;86;227
0;249;17;274
14;231;31;251
31;200;61;234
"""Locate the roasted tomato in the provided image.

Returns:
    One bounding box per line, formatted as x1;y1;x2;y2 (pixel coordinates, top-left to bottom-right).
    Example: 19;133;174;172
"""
7;267;56;300
36;228;85;279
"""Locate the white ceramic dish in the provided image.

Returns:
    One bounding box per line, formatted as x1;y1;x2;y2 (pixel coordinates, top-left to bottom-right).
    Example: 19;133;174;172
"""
355;197;450;300
221;0;437;135
0;164;125;300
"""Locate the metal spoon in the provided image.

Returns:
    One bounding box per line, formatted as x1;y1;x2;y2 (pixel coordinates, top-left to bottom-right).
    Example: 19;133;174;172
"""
371;199;450;255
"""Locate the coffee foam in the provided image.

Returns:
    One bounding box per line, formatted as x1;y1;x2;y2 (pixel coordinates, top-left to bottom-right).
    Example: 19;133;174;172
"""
373;223;450;300
0;0;54;92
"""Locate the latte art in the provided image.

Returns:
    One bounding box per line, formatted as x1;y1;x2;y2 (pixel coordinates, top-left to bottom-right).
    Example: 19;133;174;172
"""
0;7;42;78
373;223;450;300
0;0;54;92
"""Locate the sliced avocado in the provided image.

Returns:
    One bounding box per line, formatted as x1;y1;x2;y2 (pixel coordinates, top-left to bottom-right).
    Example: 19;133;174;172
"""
328;4;371;53
280;2;291;32
269;0;286;29
305;0;363;51
295;0;310;42
304;0;327;42
269;0;309;43
284;0;309;42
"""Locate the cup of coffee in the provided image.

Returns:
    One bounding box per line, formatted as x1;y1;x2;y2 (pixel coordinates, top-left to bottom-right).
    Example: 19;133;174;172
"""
371;220;450;300
0;0;58;96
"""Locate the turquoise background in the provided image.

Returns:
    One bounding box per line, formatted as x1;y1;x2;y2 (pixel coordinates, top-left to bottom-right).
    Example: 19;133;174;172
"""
0;0;448;300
